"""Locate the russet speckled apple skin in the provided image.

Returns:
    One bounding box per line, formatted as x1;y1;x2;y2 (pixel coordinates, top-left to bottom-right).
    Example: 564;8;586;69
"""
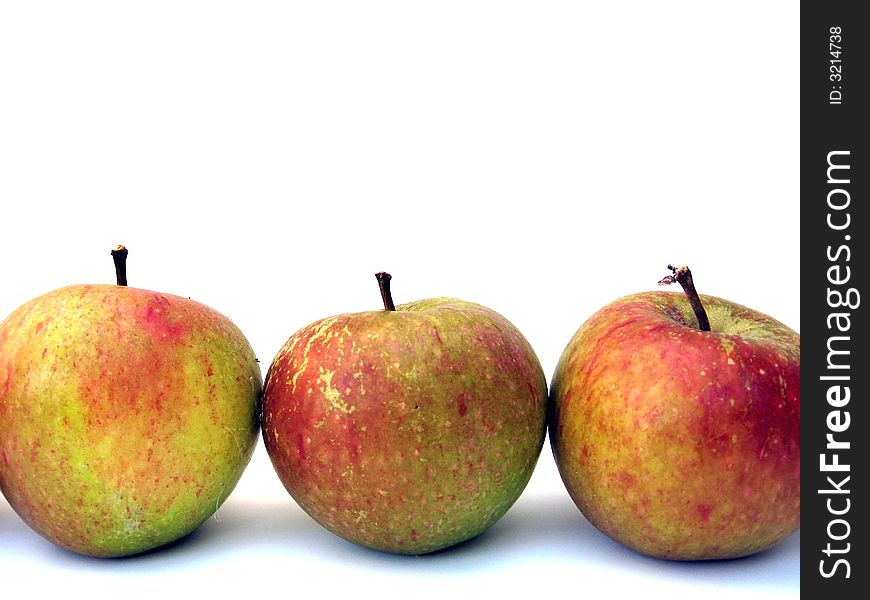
550;291;800;560
0;284;261;557
263;298;547;554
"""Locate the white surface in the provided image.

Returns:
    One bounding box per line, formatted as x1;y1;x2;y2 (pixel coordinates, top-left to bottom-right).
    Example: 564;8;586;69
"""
1;443;799;599
0;1;798;598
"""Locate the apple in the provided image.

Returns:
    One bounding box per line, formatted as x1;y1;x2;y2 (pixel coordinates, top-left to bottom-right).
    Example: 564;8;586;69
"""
0;246;261;557
262;272;547;554
549;265;800;560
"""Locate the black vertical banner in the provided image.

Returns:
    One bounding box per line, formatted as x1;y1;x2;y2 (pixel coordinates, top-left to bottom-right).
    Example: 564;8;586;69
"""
802;2;868;596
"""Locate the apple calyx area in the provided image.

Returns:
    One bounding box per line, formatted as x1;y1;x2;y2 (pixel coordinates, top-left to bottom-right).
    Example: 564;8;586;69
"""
375;271;397;311
111;244;129;287
658;264;711;331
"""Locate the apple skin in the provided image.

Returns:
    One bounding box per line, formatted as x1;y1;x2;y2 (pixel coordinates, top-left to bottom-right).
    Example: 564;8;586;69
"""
262;297;547;554
549;291;800;560
0;284;261;557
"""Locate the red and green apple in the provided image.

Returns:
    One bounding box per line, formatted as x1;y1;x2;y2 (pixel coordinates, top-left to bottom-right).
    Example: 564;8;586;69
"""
549;265;800;560
262;273;547;554
0;246;261;557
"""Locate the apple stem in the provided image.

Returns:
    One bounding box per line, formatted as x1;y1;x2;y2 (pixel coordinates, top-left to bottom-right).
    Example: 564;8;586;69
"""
111;245;129;287
375;272;396;311
658;265;711;331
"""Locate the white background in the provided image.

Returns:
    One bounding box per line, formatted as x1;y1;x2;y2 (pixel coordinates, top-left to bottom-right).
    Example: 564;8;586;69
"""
0;1;799;598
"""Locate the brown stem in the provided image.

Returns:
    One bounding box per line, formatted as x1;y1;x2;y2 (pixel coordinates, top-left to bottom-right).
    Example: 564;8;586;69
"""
658;264;710;331
375;272;396;311
111;245;129;287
